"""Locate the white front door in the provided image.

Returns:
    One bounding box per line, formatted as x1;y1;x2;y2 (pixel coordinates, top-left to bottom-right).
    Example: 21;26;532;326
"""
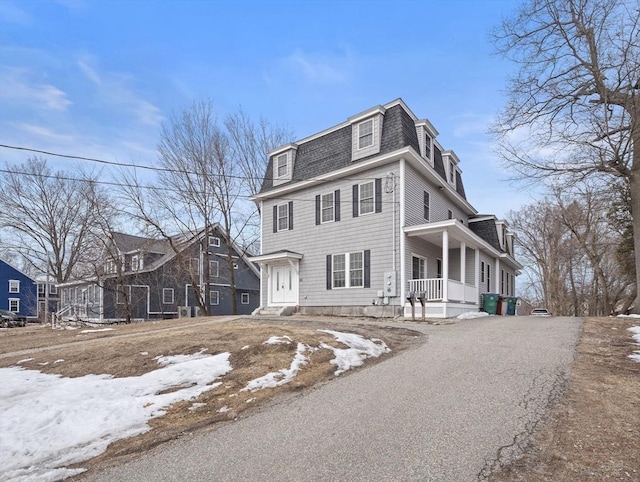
271;264;297;305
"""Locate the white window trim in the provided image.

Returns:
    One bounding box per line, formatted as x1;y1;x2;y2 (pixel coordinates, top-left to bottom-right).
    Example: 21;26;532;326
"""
210;260;219;278
210;290;220;305
321;192;335;223
276;153;288;178
332;252;364;289
411;254;427;280
359;181;375;216
131;255;139;271
423;191;430;221
8;280;20;293
38;283;45;294
241;293;250;305
163;288;174;304
277;203;289;231
49;284;57;295
209;236;221;247
357;119;374;150
8;298;19;312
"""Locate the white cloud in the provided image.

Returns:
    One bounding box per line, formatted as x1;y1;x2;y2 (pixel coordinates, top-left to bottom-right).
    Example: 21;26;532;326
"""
0;67;71;111
15;123;74;143
283;48;351;84
76;55;164;127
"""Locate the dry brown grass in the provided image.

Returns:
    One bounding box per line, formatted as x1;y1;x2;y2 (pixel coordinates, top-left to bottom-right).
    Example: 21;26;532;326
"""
0;315;422;475
491;316;640;481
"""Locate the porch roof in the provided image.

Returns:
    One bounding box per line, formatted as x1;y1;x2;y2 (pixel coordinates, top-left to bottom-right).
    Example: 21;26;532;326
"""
248;250;303;265
404;220;523;270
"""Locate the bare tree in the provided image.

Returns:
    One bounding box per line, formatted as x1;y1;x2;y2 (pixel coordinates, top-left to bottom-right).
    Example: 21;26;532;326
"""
0;157;114;283
492;0;640;311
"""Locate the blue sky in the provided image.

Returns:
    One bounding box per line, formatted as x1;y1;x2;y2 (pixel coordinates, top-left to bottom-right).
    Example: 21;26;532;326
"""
0;0;538;218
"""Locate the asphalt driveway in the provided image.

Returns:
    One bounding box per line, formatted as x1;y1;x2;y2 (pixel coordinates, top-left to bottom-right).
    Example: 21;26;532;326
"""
84;315;582;482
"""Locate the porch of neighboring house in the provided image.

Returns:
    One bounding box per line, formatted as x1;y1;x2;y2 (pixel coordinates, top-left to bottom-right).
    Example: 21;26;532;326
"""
404;220;481;318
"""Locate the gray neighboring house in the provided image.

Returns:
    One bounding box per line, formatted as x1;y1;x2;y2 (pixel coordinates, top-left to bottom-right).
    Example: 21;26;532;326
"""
58;225;260;322
250;99;522;318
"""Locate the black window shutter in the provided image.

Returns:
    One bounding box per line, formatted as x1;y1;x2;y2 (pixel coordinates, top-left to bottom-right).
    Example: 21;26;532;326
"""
273;205;278;233
315;195;321;225
326;255;332;290
334;190;340;221
375;178;382;213
288;201;293;230
364;250;371;288
352;185;359;217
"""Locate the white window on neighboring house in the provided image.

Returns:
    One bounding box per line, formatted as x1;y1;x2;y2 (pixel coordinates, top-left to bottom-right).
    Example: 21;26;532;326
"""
241;293;249;305
359;181;375;215
105;260;116;274
276;153;288;178
131;255;139;271
49;284;57;295
321;192;335;223
8;280;19;293
38;283;45;294
357;119;374;149
210;260;219;278
209;236;220;247
210;291;219;305
163;288;174;304
9;299;19;312
190;258;200;275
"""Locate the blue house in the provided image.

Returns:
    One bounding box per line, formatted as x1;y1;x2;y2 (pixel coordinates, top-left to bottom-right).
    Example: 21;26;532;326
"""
0;259;38;319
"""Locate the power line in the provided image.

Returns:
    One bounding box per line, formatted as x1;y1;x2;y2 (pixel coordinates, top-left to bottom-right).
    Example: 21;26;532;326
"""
0;167;400;206
0;143;384;184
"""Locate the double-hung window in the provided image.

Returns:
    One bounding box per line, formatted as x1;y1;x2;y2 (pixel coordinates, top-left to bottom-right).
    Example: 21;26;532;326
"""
412;256;426;280
210;290;220;305
331;251;366;288
358;119;374;149
359;181;374;215
209;260;219;278
321;192;335;223
423;191;430;221
163;288;174;304
424;134;432;160
273;201;293;232
241;293;250;304
276;154;288;178
9;299;19;312
8;280;19;293
209;236;220;247
278;204;289;231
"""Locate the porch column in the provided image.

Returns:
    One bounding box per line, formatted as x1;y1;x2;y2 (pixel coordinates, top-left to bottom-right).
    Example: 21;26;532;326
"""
442;230;449;301
474;248;480;288
460;241;466;285
494;259;500;293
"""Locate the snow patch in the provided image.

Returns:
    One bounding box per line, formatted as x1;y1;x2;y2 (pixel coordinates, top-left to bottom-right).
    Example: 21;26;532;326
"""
318;330;390;375
628;326;640;363
457;311;490;320
79;328;114;334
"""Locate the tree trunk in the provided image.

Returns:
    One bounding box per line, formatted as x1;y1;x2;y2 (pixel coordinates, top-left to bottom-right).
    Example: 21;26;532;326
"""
630;163;640;313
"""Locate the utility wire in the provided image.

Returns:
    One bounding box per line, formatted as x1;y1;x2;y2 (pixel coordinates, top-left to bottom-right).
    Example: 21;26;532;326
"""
0;143;385;183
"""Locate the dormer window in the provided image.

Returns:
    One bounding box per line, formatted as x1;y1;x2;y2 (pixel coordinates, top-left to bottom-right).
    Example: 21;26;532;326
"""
276;154;288;178
358;119;374;149
424;134;432;160
449;161;455;184
270;144;297;187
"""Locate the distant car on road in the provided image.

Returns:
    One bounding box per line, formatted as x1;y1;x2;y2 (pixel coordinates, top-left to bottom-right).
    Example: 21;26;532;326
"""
531;308;552;317
0;309;26;328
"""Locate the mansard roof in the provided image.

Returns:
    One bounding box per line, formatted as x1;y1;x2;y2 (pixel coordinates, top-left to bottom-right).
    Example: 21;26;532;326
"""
259;100;467;200
468;217;502;252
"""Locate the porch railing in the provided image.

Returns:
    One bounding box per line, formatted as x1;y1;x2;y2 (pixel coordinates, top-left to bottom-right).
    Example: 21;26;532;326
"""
407;278;479;303
407;278;443;301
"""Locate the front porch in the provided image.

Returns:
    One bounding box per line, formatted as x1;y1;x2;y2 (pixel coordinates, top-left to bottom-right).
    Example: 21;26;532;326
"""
404;220;482;318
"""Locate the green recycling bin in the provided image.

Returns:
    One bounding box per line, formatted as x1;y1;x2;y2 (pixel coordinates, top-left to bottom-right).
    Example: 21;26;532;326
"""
482;293;499;315
506;297;518;315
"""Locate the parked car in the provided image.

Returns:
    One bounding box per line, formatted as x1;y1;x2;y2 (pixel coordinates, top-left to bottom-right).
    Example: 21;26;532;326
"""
0;309;26;327
530;308;552;317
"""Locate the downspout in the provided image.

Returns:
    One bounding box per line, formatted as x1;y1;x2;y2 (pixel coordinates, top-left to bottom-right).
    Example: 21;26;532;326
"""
399;158;406;314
